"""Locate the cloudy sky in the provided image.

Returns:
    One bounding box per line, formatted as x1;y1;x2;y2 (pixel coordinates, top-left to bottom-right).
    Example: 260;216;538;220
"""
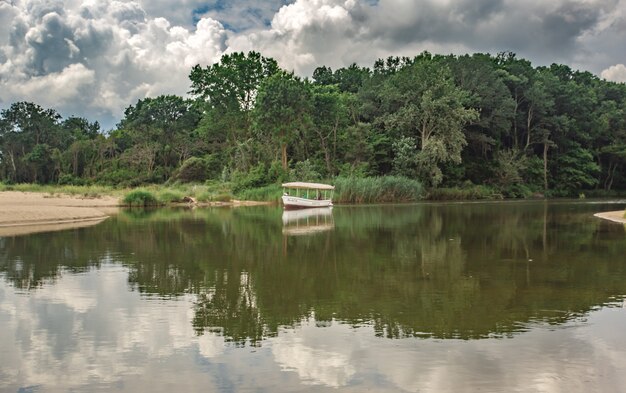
1;0;626;130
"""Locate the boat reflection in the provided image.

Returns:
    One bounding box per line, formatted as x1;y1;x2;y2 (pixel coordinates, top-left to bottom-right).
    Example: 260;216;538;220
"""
282;207;334;236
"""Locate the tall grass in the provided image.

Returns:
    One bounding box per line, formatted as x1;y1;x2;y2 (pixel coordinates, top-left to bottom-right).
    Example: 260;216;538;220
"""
333;176;423;203
425;185;503;201
234;183;282;202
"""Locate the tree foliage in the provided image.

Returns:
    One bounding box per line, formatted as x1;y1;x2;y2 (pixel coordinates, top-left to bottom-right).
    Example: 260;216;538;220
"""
1;50;626;195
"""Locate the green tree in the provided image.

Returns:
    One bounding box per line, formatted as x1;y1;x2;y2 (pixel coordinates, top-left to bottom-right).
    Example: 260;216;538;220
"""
381;60;478;186
254;71;312;170
0;102;62;182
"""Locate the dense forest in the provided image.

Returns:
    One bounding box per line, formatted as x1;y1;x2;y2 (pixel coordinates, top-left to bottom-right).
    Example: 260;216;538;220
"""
1;51;625;197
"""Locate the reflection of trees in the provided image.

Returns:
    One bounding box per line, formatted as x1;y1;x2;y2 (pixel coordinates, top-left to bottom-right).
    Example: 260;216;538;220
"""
1;203;626;343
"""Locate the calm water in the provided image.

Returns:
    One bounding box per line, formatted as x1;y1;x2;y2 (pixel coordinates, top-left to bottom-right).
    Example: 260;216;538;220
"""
1;201;625;392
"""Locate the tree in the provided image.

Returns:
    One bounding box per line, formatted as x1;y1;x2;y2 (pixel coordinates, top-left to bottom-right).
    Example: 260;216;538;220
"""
309;84;348;175
189;51;279;111
0;102;62;182
254;72;312;170
380;60;478;186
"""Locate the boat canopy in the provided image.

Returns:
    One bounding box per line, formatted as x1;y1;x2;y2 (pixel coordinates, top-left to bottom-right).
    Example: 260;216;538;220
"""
281;182;335;190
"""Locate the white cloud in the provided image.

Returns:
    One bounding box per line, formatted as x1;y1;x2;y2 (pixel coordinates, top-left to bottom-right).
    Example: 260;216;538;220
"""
2;0;626;128
0;0;228;127
601;64;626;82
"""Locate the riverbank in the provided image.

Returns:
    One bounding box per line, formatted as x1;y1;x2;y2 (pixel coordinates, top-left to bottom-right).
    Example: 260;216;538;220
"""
0;191;120;236
0;190;275;237
594;210;626;224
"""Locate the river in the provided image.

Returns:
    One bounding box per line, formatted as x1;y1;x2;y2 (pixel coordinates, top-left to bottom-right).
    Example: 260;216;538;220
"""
1;200;625;392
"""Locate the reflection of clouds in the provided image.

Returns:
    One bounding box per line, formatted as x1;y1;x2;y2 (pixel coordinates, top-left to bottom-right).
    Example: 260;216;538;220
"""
198;333;225;359
271;318;356;387
0;264;206;391
2;265;626;392
31;270;97;313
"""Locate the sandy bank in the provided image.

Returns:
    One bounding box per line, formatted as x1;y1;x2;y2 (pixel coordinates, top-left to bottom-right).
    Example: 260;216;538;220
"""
0;191;119;236
594;210;626;224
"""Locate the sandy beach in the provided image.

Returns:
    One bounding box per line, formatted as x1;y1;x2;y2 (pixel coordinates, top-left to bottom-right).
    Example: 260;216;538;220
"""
594;210;626;224
0;191;120;236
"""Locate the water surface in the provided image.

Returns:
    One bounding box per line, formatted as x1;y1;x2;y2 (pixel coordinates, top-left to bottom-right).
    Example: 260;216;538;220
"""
1;200;625;392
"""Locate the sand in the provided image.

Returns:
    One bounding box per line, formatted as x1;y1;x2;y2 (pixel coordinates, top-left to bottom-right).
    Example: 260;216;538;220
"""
594;210;626;224
0;191;120;236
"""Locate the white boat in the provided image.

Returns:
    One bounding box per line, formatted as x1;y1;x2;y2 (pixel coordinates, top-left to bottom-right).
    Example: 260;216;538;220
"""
281;182;334;209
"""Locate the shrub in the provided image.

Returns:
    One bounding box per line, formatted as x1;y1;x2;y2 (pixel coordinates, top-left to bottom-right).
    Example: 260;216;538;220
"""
171;157;208;183
290;159;321;182
231;163;269;192
96;168;138;186
334;176;423;203
58;174;88;186
426;185;502;201
123;189;160;206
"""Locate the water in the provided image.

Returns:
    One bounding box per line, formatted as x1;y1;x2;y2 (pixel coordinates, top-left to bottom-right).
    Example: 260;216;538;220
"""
0;200;625;392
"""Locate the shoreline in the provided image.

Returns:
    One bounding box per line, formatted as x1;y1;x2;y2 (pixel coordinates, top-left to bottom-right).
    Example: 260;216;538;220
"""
0;191;120;236
0;191;273;237
594;210;626;224
1;190;624;236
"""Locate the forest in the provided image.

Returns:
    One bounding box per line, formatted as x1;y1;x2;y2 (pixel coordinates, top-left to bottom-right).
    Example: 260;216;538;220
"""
1;51;625;199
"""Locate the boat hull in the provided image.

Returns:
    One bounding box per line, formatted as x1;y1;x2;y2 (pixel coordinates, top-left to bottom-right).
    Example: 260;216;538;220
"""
281;195;333;209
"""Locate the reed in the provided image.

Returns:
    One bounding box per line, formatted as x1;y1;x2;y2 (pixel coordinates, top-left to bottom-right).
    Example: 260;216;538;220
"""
235;184;282;202
333;176;423;203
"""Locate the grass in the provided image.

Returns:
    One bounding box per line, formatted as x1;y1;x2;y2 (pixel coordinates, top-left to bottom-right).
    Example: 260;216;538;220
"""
425;185;503;201
333;176;423;203
234;183;282;202
0;182;119;198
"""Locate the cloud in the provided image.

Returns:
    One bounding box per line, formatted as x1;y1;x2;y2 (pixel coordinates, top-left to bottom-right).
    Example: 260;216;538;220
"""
2;0;626;129
0;0;228;128
601;64;626;83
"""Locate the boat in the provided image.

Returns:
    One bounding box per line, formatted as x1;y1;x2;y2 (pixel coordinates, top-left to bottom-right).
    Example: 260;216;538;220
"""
281;182;334;209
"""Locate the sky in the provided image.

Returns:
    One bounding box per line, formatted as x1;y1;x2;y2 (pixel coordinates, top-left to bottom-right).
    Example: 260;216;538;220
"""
1;0;626;130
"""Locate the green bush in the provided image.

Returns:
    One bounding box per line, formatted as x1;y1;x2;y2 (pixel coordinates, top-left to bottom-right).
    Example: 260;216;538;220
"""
231;163;269;192
334;176;423;203
290;159;321;182
170;157;208;183
123;189;160;206
96;168;138;186
426;185;502;201
58;174;89;186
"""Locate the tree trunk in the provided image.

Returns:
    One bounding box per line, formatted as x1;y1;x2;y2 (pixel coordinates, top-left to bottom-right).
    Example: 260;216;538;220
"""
543;141;548;192
526;106;533;150
513;92;519;149
281;143;287;170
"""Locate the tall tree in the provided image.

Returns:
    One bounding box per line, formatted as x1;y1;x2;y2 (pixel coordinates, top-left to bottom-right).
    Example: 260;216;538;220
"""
254;72;312;170
380;60;478;186
189;51;279;111
0;102;61;182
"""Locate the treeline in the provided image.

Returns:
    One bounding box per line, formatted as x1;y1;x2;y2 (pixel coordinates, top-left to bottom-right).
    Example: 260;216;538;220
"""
1;51;625;197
